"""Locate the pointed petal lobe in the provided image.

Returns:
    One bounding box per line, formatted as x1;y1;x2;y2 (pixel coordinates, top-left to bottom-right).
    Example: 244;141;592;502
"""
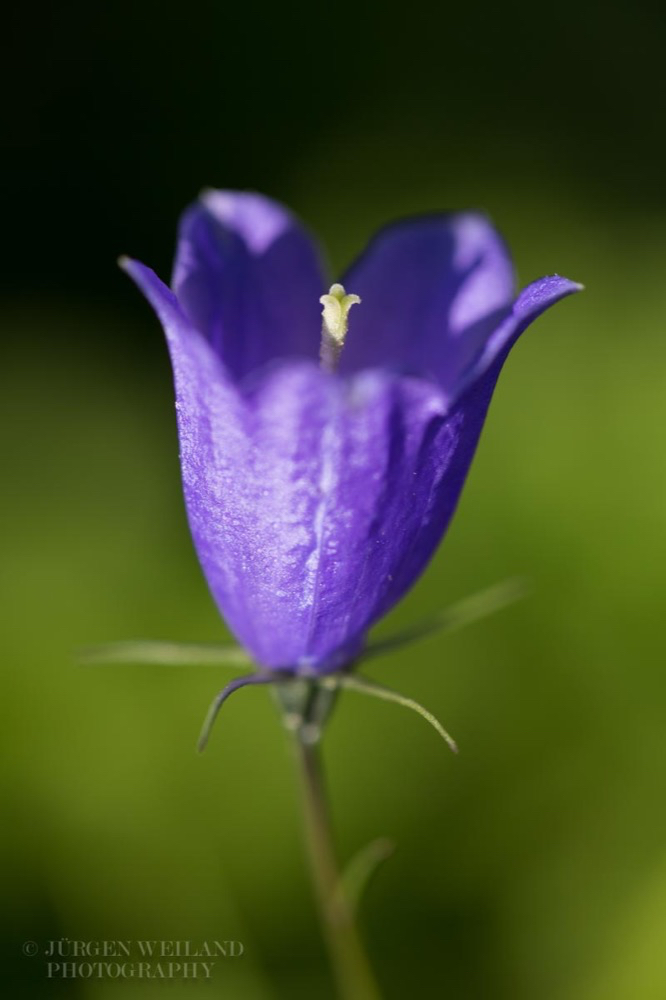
172;190;327;379
339;213;516;390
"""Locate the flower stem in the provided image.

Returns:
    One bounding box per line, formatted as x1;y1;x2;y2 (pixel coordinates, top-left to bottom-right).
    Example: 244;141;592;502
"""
293;733;381;1000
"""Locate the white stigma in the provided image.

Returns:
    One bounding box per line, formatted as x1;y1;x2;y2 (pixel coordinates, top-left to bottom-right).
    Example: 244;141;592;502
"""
319;283;361;372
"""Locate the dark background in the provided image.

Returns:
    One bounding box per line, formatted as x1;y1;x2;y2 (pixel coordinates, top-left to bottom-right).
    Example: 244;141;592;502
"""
6;2;664;303
2;3;666;999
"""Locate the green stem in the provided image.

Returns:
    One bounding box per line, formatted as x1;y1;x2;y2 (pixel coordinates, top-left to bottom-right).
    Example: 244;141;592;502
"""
293;733;381;1000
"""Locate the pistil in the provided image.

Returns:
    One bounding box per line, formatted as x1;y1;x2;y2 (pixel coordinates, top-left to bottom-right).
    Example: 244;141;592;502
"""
319;283;360;372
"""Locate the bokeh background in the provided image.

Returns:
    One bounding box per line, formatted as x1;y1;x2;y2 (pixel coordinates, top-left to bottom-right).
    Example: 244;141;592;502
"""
3;2;666;997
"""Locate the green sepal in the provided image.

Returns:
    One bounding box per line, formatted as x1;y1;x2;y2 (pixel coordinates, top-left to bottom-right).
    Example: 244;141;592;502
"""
365;576;528;660
78;639;252;668
326;672;458;752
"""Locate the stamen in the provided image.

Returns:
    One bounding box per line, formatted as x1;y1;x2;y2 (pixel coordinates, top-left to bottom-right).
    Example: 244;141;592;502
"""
319;283;361;372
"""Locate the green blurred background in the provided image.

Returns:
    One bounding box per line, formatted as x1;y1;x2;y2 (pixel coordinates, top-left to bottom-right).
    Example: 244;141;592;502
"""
3;1;666;996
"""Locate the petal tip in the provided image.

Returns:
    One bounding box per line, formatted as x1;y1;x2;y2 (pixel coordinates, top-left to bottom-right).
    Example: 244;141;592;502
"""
197;186;222;210
547;275;585;301
194;188;295;254
516;274;584;314
117;255;144;282
545;274;584;294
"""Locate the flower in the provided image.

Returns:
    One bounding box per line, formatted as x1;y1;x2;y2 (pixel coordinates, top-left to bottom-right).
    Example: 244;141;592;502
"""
121;191;580;680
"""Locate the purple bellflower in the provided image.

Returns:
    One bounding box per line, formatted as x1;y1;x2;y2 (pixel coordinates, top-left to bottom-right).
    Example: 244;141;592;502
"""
121;191;580;720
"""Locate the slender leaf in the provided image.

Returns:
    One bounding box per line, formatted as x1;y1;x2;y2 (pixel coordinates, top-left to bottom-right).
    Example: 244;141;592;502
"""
338;838;395;915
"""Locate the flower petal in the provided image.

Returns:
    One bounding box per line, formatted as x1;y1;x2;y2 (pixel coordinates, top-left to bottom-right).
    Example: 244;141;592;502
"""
339;213;516;390
171;190;327;380
453;274;583;400
120;254;246;430
176;361;454;672
122;245;581;677
367;275;582;619
216;277;580;672
121;256;253;640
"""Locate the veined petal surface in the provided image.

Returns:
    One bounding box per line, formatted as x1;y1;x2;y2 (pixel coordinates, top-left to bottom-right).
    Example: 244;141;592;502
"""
172;191;326;379
339;213;516;392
